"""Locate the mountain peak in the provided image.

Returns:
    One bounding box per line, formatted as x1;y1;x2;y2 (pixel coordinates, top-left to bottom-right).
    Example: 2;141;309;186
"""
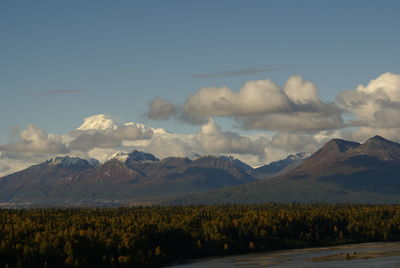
49;156;99;168
365;135;396;145
255;152;308;178
110;151;130;163
126;150;159;163
356;135;400;156
76;114;169;135
192;155;254;175
289;139;360;175
321;138;360;153
77;114;118;130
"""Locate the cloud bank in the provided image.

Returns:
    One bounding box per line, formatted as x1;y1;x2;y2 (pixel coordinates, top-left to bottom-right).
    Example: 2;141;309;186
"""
0;124;68;159
337;72;400;141
1;73;400;176
150;75;343;132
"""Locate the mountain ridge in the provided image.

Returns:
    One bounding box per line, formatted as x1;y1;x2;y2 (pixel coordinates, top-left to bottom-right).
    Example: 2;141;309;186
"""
2;135;400;206
168;135;400;205
0;151;260;205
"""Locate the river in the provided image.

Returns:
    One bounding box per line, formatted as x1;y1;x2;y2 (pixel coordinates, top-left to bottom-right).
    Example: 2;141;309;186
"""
169;242;400;267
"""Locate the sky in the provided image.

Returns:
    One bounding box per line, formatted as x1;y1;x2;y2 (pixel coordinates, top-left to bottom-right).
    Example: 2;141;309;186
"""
1;0;400;175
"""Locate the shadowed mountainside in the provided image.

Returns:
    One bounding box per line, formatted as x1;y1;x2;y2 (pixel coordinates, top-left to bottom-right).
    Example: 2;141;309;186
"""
2;136;400;206
0;151;257;205
170;136;400;204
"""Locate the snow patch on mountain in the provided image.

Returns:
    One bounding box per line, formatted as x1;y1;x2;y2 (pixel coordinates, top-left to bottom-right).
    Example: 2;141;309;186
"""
110;151;129;163
49;156;99;168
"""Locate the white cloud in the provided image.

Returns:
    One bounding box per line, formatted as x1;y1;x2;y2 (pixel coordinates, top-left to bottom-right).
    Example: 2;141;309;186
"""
0;125;70;177
150;75;343;132
143;135;194;159
342;127;400;143
194;118;268;155
69;126;153;152
283;75;319;104
337;72;400;129
0;124;68;158
69;131;123;152
182;79;291;123
0;157;38;177
270;132;319;153
237;105;342;132
3;73;400;177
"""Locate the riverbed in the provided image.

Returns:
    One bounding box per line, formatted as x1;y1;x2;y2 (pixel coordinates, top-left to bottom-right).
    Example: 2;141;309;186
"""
169;242;400;267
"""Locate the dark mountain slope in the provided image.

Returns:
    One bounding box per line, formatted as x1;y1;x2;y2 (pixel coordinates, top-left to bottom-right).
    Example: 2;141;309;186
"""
169;136;400;205
0;153;256;205
0;157;99;202
254;152;308;179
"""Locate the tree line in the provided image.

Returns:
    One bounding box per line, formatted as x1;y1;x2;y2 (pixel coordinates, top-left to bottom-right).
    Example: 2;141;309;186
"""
1;204;400;267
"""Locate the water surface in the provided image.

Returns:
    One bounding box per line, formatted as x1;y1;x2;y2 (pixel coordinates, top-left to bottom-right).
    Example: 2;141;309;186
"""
169;242;400;267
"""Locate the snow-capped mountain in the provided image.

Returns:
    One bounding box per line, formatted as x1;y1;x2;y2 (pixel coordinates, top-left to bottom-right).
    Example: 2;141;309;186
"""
0;150;255;205
109;151;130;163
126;150;160;163
77;114;168;135
77;114;118;130
109;150;160;163
254;152;309;179
49;156;100;169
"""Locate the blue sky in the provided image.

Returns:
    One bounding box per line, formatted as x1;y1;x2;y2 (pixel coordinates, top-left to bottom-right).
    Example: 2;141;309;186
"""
1;0;400;144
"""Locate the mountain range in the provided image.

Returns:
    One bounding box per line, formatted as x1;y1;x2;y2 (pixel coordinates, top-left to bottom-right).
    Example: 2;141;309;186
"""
172;135;400;204
1;135;400;206
0;151;257;206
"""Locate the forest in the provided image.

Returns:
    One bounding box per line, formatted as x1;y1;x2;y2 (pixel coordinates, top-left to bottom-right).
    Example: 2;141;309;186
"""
1;204;400;267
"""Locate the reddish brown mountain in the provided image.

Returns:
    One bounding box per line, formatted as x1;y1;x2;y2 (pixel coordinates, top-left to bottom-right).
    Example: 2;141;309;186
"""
171;136;400;205
0;152;255;206
288;135;400;178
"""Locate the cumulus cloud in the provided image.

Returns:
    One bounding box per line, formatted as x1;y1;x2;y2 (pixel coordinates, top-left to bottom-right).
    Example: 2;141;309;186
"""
194;118;267;155
237;104;342;132
237;76;343;131
337;72;400;129
146;75;343;132
342;127;400;143
179;76;343;132
283;75;319;104
144;136;194;159
69;132;122;152
0;116;335;176
0;125;70;176
182;79;292;123
270;132;319;153
69;125;153;152
147;97;177;120
4;73;400;176
113;126;152;140
0;124;68;158
0;158;38;177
